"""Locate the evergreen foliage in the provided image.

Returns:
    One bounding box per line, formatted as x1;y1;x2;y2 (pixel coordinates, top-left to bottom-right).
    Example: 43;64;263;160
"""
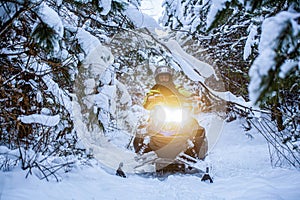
161;0;300;168
0;0;137;176
0;0;299;176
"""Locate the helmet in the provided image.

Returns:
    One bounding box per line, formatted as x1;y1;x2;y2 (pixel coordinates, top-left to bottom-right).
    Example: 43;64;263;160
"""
154;67;173;83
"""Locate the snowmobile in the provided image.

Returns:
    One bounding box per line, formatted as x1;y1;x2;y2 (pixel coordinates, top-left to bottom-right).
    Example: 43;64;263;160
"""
132;91;210;179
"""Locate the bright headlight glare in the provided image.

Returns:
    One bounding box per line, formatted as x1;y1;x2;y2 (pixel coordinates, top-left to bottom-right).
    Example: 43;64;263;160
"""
163;107;182;123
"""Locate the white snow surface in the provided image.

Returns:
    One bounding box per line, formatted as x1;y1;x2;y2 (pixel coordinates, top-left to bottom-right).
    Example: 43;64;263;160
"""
206;0;228;29
0;3;17;25
140;0;164;22
165;39;253;108
34;2;63;53
279;60;298;79
1;3;300;200
165;39;216;81
18;114;60;127
99;0;112;15
244;24;258;61
124;4;161;29
1;120;300;200
76;28;102;56
248;11;300;103
36;3;64;38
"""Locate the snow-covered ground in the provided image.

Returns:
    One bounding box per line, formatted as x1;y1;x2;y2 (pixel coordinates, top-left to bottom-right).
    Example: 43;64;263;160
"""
1;1;299;200
1;119;299;200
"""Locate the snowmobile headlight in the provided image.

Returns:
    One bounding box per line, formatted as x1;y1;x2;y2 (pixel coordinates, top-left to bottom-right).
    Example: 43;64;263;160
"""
163;107;182;123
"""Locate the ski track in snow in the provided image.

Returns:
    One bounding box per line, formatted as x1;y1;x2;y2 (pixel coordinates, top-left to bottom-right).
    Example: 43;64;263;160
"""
1;120;300;200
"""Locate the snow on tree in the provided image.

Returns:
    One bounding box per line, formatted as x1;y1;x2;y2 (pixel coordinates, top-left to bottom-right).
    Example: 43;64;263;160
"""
161;0;251;98
1;0;299;180
249;11;300;104
248;10;300;168
160;0;300;168
0;0;140;177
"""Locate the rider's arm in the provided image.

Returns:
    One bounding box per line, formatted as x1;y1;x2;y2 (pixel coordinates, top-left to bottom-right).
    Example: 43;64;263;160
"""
143;92;154;110
176;85;204;113
176;85;193;98
143;89;162;110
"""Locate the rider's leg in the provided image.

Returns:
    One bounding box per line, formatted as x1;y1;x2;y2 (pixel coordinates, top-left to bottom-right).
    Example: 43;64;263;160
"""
183;119;208;160
194;126;208;160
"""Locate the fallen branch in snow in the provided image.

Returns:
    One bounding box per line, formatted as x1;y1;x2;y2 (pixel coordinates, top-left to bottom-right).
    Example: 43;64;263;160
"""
249;116;300;168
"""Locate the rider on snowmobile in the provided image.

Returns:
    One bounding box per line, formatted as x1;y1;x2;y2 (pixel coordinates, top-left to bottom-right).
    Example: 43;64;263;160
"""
134;66;208;161
143;67;192;110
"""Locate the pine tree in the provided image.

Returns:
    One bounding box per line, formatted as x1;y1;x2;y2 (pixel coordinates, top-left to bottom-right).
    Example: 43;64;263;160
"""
0;0;138;175
160;0;300;168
